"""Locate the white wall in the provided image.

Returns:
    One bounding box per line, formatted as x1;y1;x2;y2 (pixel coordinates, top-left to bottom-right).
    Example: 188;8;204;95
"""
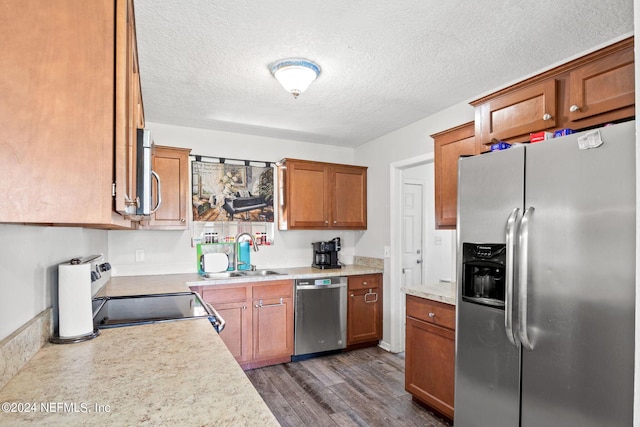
0;224;108;341
108;123;365;276
353;102;475;346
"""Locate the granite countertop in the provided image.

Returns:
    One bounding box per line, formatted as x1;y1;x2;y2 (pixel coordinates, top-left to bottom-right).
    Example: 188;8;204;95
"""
402;281;457;305
189;264;383;287
0;277;278;426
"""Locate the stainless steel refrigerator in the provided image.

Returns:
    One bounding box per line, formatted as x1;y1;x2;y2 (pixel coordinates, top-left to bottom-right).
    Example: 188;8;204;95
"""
455;120;635;427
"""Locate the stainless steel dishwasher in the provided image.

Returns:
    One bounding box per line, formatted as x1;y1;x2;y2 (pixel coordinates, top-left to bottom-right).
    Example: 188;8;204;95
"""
293;276;347;359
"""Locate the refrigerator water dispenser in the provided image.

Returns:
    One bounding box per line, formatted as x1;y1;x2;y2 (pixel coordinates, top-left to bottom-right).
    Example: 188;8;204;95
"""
461;243;506;308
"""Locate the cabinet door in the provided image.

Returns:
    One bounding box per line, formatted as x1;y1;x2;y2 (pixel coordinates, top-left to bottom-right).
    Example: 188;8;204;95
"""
215;301;251;363
568;46;635;123
0;0;131;227
114;0;141;217
347;287;381;345
285;161;330;228
142;146;191;229
478;79;557;144
433;122;475;229
331;165;367;229
405;316;455;419
252;296;294;361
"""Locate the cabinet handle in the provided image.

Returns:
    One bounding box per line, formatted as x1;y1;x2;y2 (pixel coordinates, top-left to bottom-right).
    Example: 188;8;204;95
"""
150;170;162;214
254;298;284;308
180;218;186;223
569;104;580;113
362;281;368;285
324;220;329;224
542;113;552;121
243;305;247;310
350;293;354;298
428;312;436;318
365;290;378;303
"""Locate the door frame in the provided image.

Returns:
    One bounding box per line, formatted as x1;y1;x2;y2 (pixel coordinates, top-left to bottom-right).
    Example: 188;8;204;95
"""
388;153;434;353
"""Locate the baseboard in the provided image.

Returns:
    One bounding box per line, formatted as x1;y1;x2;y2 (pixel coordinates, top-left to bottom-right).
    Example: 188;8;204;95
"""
378;340;393;352
0;309;52;391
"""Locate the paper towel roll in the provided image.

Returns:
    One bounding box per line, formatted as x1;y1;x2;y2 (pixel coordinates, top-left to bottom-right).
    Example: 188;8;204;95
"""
58;261;94;338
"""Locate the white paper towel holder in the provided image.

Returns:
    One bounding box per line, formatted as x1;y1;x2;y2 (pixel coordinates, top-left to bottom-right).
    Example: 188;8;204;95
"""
50;256;101;344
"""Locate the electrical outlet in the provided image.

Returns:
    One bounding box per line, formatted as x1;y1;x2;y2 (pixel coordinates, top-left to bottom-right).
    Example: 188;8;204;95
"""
135;249;145;263
434;236;442;245
191;237;203;247
383;246;391;258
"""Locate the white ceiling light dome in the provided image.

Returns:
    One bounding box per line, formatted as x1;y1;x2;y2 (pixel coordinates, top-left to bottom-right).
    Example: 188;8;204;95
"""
270;58;321;99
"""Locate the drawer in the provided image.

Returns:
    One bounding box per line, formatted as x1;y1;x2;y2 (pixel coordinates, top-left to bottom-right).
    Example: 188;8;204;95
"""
202;286;248;304
406;295;455;330
348;274;381;291
252;280;293;299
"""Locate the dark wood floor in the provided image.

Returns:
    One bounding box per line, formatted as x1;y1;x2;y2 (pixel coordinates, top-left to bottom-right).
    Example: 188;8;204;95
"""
246;347;452;427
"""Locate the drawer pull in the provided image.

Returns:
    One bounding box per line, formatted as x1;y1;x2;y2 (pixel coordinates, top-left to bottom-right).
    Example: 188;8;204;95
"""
542;113;552;121
428;312;436;318
365;290;378;303
254;298;284;308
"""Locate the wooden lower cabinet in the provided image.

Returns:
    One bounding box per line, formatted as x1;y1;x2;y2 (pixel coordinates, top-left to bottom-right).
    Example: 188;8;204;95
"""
251;282;294;366
347;274;382;347
214;300;251;363
405;295;455;420
198;280;293;370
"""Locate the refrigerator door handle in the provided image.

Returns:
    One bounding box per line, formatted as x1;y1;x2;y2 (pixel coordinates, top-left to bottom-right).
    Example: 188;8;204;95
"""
505;207;521;347
518;207;535;350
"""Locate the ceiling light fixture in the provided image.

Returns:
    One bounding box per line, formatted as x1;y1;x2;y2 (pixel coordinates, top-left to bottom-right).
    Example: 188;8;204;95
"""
270;58;321;99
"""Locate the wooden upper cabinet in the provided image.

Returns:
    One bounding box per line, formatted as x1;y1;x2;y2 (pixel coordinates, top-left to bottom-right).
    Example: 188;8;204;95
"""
472;37;634;146
331;164;367;228
433;122;476;230
475;79;557;145
567;44;635;124
278;158;367;230
280;160;329;229
0;0;140;227
114;0;144;218
138;146;191;230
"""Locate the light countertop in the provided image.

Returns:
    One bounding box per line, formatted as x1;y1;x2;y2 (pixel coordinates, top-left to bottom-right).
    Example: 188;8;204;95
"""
0;276;278;426
0;265;383;425
402;282;457;305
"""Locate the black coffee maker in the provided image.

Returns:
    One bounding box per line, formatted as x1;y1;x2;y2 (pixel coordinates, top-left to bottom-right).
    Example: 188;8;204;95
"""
311;237;341;269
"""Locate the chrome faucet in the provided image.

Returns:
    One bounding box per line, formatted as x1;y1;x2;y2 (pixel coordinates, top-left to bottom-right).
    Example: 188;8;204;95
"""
234;232;259;271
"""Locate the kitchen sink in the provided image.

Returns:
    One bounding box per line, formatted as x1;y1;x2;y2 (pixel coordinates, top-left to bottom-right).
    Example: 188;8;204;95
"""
239;270;285;276
200;271;245;279
200;270;285;279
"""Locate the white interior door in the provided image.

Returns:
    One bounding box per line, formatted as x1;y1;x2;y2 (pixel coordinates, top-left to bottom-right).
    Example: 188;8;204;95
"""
401;181;423;288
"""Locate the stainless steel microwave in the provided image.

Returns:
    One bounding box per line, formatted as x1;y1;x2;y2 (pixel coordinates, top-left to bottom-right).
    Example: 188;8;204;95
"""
135;128;161;216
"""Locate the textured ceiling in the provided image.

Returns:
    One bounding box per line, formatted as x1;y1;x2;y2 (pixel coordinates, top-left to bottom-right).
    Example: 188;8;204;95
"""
135;0;634;147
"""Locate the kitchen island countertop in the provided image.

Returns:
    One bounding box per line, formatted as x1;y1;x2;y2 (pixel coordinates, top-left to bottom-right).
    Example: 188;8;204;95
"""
0;276;279;426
